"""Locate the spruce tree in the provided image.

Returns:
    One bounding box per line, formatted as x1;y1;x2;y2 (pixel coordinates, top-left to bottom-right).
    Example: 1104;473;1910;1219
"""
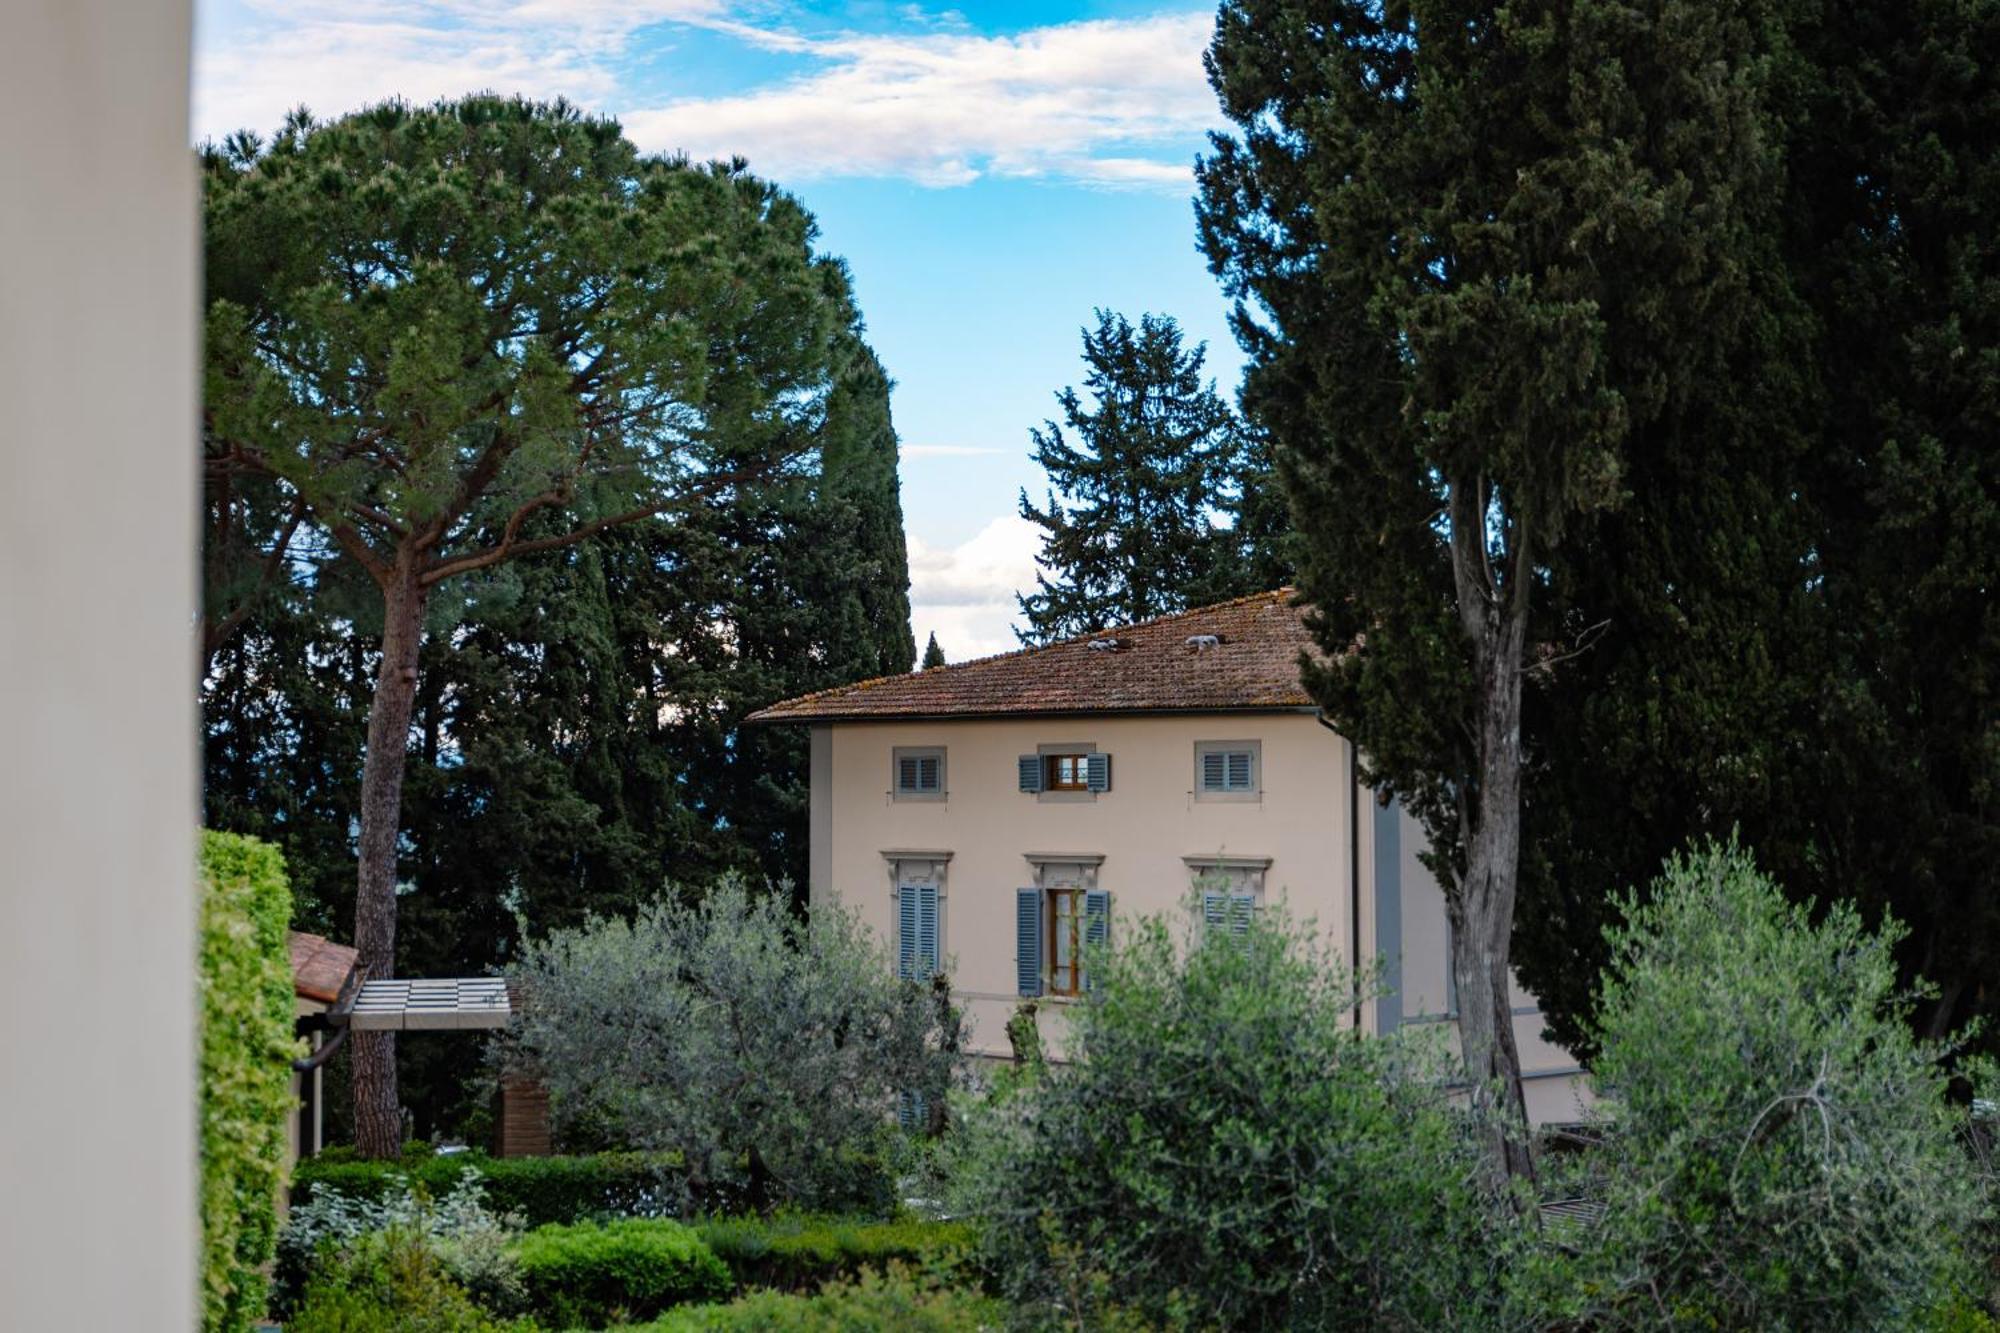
921;632;946;669
1200;0;1810;1185
1016;310;1246;643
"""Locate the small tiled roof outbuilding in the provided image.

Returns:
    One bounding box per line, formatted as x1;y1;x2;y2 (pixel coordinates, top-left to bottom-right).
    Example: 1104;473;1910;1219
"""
746;590;1320;724
289;931;359;1005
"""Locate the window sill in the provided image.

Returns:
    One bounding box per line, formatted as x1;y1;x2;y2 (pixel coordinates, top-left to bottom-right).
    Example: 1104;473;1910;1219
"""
1192;790;1263;804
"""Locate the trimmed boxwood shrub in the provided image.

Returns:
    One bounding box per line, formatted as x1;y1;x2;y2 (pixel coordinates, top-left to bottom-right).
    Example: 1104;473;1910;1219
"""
513;1217;731;1326
288;1227;535;1333
692;1215;977;1293
199;831;301;1332
641;1267;1004;1331
295;1149;681;1227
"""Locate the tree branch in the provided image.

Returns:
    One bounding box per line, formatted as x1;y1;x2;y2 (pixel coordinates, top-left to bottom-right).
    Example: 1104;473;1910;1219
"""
330;522;393;588
203;497;307;662
417;465;763;587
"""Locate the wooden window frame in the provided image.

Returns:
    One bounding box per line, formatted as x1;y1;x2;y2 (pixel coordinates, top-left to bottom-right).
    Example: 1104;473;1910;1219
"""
1044;753;1090;793
1045;885;1085;997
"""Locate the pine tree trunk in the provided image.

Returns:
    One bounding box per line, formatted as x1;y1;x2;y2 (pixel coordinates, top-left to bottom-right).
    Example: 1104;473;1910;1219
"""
352;555;428;1159
1450;579;1538;1197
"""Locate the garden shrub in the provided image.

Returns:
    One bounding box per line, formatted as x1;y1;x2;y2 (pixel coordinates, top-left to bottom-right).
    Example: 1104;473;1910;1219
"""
295;1148;682;1226
277;1166;525;1315
513;1216;732;1326
287;1227;535;1333
505;877;961;1213
692;1214;977;1292
950;894;1511;1331
1576;837;1989;1330
642;1265;1005;1331
198;830;301;1333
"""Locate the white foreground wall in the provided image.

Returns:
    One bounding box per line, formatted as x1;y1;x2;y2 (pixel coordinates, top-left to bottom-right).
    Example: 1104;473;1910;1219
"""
0;1;198;1326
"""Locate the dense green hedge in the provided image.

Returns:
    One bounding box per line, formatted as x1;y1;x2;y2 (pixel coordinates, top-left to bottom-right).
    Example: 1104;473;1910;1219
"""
692;1215;978;1293
294;1149;681;1227
513;1218;731;1327
198;831;302;1332
644;1267;1004;1331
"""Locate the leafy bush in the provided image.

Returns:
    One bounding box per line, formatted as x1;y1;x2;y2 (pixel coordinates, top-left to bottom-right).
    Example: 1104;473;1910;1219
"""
1576;838;1988;1329
513;1217;732;1326
277;1166;525;1315
950;894;1510;1331
642;1265;1004;1331
198;830;302;1332
505;878;961;1212
692;1214;977;1292
295;1149;682;1226
287;1227;535;1333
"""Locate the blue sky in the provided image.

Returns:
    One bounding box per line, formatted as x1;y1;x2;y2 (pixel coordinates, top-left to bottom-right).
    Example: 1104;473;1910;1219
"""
194;0;1245;657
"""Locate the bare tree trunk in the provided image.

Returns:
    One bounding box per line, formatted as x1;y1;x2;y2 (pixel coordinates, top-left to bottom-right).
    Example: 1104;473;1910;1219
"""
1447;479;1538;1197
352;554;428;1158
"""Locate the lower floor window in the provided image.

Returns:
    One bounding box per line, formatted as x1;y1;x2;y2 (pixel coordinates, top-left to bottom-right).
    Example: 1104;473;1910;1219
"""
1048;887;1084;996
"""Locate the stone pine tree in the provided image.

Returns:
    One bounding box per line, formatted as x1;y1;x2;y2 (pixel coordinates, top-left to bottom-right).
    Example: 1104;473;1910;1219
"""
1016;310;1247;644
921;633;946;669
1200;0;1807;1187
203;97;852;1156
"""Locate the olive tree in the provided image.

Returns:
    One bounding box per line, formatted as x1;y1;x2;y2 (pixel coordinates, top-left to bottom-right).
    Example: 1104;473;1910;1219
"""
1576;839;1989;1328
506;880;959;1213
951;896;1514;1331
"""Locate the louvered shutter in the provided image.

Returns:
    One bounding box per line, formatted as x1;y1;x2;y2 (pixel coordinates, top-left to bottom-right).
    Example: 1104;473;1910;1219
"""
917;885;939;976
1230;893;1256;937
1018;755;1043;793
897;755;919;792
1016;888;1044;996
1202;892;1227;929
1201;750;1227;791
1226;750;1253;791
897;886;920;979
1085;752;1111;792
918;755;941;792
898;1089;928;1131
1082;889;1110;993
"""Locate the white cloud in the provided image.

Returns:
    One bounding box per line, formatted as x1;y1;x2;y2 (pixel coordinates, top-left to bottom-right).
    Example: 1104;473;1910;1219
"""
907;513;1041;660
194;0;724;142
622;13;1214;188
198;3;1216;188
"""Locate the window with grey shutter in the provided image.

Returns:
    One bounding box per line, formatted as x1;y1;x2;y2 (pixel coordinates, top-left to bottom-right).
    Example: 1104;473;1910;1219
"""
1195;741;1260;798
1200;889;1257;938
1016;887;1043;996
1018;755;1043;793
898;883;939;980
893;747;945;800
1085;752;1111;792
1082;889;1110;992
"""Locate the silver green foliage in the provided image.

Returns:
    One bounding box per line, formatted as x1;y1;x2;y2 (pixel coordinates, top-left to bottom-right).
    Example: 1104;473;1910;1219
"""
950;893;1518;1331
505;878;962;1212
278;1165;527;1314
1571;837;1991;1329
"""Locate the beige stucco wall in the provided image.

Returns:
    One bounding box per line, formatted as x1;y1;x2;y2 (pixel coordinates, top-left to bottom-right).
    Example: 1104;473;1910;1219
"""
816;710;1590;1124
819;711;1357;1058
0;0;198;1324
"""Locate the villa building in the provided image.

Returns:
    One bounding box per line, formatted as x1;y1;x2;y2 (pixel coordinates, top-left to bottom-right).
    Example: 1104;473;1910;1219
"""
748;590;1587;1126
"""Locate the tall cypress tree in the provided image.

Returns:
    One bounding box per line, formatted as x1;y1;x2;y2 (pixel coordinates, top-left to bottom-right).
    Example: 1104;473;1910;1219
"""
1017;310;1247;643
1508;0;2000;1058
1200;0;1811;1184
921;633;946;669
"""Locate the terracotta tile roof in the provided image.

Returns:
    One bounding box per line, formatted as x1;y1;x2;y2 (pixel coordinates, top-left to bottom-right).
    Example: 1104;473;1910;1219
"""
289;930;359;1005
747;589;1320;723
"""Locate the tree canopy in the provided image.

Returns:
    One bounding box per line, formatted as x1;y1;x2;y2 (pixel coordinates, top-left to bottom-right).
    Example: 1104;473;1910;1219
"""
201;95;911;1151
1199;0;1814;1180
1016;310;1262;643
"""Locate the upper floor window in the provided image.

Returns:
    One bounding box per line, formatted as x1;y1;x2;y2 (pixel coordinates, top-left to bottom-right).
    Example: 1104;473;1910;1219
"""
893;746;945;801
1019;747;1111;795
1195;740;1261;800
1045;753;1090;791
